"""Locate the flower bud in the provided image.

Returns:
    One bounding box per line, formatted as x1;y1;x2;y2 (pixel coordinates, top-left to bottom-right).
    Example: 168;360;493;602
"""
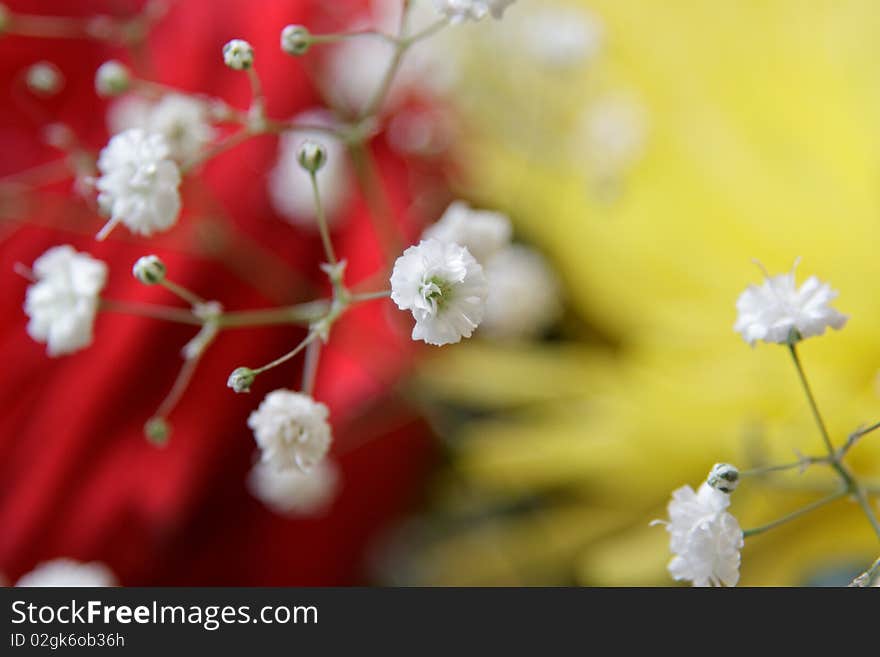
222;39;254;70
144;417;170;446
227;366;256;394
297;139;327;174
707;462;739;494
280;24;311;56
94;60;131;97
26;62;63;96
132;255;167;285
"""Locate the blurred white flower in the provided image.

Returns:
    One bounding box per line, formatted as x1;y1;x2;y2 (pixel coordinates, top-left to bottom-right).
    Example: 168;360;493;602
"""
106;94;152;135
26;61;63;96
577;94;648;183
480;245;562;340
734;261;848;346
324;0;458;115
654;483;743;587
248;390;332;472
24;245;107;357
268;110;352;228
422;201;512;263
16;559;117;587
146;94;215;163
106;94;214;164
95;129;181;239
433;0;516;22
391;239;488;346
248;460;340;517
520;6;603;69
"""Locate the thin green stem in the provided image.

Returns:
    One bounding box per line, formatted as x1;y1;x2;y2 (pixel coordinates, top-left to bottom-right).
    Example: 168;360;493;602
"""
348;141;401;263
350;289;391;303
788;343;837;458
743;489;848;538
252;331;318;376
159;278;206;308
217;300;329;328
301;339;321;395
99;299;202;325
182;128;251;173
309;169;337;267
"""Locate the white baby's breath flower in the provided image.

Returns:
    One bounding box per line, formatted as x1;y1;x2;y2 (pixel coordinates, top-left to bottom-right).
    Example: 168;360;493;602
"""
654;482;743;587
248;390;332;472
520;6;604;69
577;93;648;184
433;0;516;22
106;94;152;135
24;245;107;357
422;201;512;264
16;559;117;587
26;61;63;96
391;239;488;346
146;94;215;163
324;1;458;115
248;459;339;517
480;245;562;340
268;110;351;228
734;260;848;346
95;129;182;239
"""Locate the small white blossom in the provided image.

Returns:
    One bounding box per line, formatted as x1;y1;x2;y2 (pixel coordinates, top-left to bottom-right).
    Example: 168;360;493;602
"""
520;6;603;69
654;483;743;587
106;94;215;164
324;1;458;114
222;39;254;70
248;460;339;517
95;129;182;239
16;559;117;587
94;60;131;97
577;94;648;184
433;0;516;22
24;245;107;357
734;261;848;346
248;390;333;472
146;94;215;163
106;94;152;135
227;366;256;394
391;239;488;346
268;110;352;228
26;61;63;96
480;245;562;340
422;201;512;264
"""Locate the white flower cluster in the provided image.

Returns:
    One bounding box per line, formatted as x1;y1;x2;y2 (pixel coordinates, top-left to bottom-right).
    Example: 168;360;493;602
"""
107;93;215;164
655;482;743;587
248;460;339;517
95;128;182;239
391;239;488;346
24;245;107;357
734;260;847;346
16;558;117;587
247;390;332;472
398;201;561;342
433;0;516;23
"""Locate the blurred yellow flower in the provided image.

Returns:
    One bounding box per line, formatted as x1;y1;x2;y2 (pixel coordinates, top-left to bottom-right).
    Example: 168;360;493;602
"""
394;0;880;586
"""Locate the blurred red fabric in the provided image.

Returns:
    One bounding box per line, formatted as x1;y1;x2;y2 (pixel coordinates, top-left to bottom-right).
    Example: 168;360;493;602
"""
0;0;436;585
